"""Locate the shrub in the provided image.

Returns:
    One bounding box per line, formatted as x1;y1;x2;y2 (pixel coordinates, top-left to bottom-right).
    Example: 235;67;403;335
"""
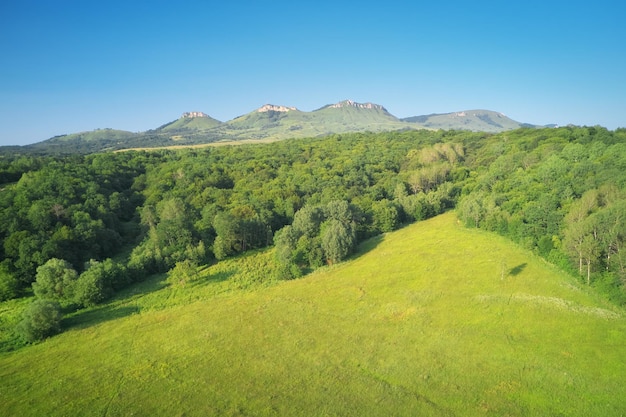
74;259;128;307
168;259;198;286
16;299;63;343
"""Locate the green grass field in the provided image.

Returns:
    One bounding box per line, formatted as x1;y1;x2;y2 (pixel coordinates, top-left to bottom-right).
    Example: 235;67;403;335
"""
1;212;625;416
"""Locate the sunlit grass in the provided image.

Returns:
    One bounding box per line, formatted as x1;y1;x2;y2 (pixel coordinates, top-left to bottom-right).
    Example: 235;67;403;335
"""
1;212;625;416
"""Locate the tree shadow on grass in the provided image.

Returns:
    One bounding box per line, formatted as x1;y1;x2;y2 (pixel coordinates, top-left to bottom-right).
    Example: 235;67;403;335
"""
187;268;235;289
116;273;170;300
353;234;385;259
63;304;140;331
61;274;171;332
508;263;527;276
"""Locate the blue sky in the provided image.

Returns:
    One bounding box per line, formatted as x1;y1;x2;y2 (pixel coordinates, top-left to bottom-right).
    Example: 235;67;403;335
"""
1;0;625;145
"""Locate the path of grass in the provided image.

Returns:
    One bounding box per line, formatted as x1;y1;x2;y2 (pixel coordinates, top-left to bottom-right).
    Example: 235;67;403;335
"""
1;212;625;416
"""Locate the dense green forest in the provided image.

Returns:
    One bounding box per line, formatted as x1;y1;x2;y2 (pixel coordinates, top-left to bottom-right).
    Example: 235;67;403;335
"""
1;126;626;342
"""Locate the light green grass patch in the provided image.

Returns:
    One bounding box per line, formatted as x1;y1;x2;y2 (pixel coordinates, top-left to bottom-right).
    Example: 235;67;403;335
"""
1;212;625;416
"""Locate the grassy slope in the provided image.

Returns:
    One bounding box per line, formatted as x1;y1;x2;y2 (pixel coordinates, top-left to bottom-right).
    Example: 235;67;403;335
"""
1;212;625;416
405;110;525;132
42;129;137;143
159;116;223;132
223;107;411;141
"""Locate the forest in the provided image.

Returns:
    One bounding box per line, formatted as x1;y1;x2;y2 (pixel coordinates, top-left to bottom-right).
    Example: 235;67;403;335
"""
1;126;626;343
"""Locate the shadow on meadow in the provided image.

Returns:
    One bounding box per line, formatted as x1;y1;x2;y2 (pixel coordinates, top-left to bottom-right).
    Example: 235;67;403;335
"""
353;234;385;259
508;263;527;276
61;274;169;332
63;304;140;331
187;268;234;288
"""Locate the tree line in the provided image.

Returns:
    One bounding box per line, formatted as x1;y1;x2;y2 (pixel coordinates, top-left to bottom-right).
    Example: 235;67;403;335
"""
456;126;626;303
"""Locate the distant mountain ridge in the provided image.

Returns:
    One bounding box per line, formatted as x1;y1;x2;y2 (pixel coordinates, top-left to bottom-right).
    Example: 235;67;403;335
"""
7;100;545;154
401;110;531;132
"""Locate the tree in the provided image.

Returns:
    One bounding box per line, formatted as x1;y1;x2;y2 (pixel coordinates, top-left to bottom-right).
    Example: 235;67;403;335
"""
292;205;324;238
371;199;399;233
155;198;193;263
580;232;600;285
563;213;588;276
563;190;602;280
324;200;354;225
212;212;238;260
74;259;128;307
321;219;356;264
273;225;299;278
15;299;63;343
458;192;486;228
32;258;78;302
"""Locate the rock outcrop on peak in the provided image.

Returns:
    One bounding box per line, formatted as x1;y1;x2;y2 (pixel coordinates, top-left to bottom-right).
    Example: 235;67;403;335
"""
327;100;388;112
182;111;210;119
257;104;298;113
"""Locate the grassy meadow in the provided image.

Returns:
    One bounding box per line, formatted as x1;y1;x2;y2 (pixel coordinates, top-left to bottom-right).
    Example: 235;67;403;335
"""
1;212;625;416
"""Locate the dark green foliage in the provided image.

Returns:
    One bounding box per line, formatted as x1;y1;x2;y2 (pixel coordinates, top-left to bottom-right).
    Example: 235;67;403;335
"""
0;152;146;293
274;200;359;275
371;199;400;233
74;259;129;307
272;225;302;279
15;299;63;342
0;261;19;301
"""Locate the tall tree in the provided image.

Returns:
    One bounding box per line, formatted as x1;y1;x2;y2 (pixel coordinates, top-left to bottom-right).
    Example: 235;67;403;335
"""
32;258;78;302
321;219;356;264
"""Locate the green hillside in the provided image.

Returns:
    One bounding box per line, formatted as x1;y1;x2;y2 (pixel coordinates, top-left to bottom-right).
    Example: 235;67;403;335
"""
223;101;410;141
158;114;223;134
225;106;313;138
1;212;624;416
310;100;405;132
24;128;137;153
402;110;527;132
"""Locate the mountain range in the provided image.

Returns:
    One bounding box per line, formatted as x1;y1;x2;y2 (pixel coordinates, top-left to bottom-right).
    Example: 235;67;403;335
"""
8;100;545;154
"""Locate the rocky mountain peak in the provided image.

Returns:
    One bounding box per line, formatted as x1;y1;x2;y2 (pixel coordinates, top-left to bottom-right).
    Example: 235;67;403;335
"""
257;104;298;113
182;111;210;119
328;100;387;112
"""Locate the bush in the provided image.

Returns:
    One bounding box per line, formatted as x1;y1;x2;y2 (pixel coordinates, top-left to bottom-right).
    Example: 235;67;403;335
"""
74;259;128;307
16;299;63;343
168;259;198;286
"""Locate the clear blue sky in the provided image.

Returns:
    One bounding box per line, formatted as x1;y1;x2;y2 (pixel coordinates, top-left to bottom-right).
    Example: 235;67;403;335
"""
1;0;625;145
